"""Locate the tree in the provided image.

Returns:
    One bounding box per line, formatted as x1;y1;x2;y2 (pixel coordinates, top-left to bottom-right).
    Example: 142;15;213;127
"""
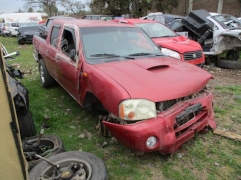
152;0;179;13
17;8;24;13
23;0;58;16
89;0;178;17
59;0;85;17
28;7;34;12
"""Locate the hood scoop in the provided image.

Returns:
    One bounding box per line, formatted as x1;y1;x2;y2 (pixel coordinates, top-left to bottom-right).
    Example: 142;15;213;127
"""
147;65;169;71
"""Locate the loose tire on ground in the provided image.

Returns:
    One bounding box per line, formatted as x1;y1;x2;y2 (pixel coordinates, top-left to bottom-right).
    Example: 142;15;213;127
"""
39;59;55;88
17;110;36;139
216;59;241;69
22;134;65;171
29;151;108;180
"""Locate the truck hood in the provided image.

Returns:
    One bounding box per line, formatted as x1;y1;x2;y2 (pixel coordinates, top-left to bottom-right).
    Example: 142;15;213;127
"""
152;36;202;53
94;57;212;102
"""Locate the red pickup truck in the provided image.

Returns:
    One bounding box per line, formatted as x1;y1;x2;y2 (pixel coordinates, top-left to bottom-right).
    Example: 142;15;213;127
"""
33;19;216;154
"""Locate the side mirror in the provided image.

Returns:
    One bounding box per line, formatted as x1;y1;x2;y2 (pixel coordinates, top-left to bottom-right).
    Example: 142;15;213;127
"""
70;49;76;61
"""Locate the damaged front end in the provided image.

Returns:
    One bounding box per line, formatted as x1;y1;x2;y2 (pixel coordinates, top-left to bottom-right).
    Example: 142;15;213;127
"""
98;88;216;154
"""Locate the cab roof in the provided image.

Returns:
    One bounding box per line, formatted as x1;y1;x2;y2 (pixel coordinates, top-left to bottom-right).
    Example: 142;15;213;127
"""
114;18;158;25
52;18;135;28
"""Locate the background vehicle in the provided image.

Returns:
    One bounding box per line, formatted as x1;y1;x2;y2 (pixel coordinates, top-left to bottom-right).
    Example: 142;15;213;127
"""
115;19;205;67
0;13;42;24
18;23;39;44
1;22;19;36
170;9;241;62
142;12;184;27
82;14;114;21
33;19;216;154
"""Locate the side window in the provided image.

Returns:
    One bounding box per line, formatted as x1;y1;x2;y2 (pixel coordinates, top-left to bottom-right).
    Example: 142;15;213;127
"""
154;16;165;25
92;16;99;20
47;19;53;31
61;28;76;58
50;25;60;48
84;16;91;20
11;23;19;27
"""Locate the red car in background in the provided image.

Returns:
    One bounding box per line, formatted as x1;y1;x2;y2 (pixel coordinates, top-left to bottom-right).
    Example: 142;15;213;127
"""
113;19;205;67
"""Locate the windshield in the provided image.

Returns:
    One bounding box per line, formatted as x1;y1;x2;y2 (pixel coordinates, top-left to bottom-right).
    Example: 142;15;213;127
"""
19;22;39;27
211;14;241;29
80;27;162;64
136;22;178;38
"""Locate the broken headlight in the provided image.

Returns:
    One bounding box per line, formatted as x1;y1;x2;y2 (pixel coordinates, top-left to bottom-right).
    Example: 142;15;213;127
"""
161;48;181;60
119;99;157;120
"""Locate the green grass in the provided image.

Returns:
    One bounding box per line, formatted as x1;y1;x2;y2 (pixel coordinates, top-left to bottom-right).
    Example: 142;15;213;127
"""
1;36;241;180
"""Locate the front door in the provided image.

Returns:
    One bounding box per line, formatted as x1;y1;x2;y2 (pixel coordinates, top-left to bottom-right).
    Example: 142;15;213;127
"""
55;25;81;100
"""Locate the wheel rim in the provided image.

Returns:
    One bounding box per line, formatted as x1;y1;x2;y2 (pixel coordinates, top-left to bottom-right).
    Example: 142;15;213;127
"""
40;65;45;84
23;138;55;163
227;51;238;60
39;158;92;180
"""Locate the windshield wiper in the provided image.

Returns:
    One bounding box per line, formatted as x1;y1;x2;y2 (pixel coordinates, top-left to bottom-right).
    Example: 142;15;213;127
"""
128;52;163;56
90;53;135;59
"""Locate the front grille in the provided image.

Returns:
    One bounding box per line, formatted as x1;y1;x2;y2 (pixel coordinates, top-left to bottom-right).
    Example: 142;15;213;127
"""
183;50;202;60
156;89;206;112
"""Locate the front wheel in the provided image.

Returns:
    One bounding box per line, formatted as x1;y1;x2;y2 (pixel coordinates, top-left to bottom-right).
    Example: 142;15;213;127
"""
39;59;55;88
29;151;108;180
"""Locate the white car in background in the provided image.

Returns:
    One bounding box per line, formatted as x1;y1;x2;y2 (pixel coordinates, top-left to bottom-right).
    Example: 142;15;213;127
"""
2;22;19;36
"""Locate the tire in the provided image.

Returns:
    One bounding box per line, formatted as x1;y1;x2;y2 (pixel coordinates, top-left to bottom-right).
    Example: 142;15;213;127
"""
226;50;239;60
216;59;241;69
29;151;108;180
17;110;36;139
205;55;219;65
22;135;65;171
39;59;55;88
18;40;24;45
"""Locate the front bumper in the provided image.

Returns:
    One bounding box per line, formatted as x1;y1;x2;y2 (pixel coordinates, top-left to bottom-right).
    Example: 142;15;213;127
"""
103;92;215;154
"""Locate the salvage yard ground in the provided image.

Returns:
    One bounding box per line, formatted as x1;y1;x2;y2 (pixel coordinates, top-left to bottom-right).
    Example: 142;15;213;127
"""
1;36;241;180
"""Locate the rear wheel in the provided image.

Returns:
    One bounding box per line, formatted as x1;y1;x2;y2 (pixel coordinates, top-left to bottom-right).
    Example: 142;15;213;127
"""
39;59;55;88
